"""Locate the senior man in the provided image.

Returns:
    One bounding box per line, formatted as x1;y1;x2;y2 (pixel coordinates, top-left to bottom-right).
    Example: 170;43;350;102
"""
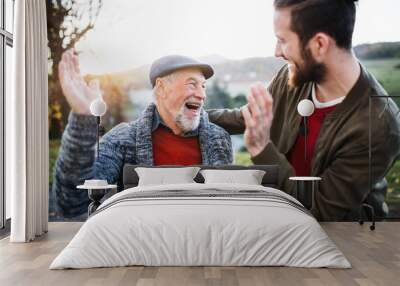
52;52;233;219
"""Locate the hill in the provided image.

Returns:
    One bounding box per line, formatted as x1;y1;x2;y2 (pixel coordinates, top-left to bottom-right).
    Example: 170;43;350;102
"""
354;42;400;60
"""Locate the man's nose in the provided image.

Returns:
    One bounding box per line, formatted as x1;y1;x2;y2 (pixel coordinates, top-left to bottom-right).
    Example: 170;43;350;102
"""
275;43;283;58
194;87;206;100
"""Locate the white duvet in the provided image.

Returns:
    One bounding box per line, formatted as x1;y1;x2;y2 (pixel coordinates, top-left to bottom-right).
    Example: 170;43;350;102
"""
50;183;351;269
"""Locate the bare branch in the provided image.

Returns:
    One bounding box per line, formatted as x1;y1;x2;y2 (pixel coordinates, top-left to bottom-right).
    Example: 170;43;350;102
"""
65;24;94;50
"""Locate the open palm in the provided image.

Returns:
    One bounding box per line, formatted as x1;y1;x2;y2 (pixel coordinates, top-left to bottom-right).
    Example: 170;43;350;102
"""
58;49;100;115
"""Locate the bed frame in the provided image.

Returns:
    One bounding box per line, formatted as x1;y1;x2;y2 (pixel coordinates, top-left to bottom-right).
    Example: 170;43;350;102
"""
119;164;374;230
87;165;280;215
93;165;376;230
122;164;280;189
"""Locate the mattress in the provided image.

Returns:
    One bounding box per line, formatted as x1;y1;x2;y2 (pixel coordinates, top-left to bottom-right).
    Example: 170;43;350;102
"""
50;183;351;269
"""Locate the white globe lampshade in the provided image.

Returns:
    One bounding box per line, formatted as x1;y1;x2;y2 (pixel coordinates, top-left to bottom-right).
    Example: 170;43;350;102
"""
297;99;314;117
90;98;107;117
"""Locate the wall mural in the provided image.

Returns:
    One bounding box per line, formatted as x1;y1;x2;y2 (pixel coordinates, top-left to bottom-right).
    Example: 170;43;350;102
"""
47;0;400;222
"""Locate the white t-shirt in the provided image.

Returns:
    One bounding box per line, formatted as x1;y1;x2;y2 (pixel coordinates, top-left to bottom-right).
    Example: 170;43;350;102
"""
312;84;346;109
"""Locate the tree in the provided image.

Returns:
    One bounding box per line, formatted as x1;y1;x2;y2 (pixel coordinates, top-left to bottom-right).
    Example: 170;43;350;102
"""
47;0;102;138
205;80;233;109
233;93;247;108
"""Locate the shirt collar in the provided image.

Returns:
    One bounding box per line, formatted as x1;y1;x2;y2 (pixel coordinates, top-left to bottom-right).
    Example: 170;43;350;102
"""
152;107;199;137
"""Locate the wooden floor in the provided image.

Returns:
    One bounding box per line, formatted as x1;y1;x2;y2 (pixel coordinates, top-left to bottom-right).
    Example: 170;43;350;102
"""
0;222;399;286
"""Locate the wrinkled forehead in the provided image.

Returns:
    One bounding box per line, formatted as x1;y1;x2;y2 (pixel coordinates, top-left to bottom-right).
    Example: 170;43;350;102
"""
171;67;206;82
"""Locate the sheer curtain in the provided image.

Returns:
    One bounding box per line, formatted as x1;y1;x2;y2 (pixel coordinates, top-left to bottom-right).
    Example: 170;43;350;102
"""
7;0;49;242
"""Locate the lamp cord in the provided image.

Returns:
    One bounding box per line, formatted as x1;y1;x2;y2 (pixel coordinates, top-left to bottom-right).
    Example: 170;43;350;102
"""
304;117;307;162
96;116;101;159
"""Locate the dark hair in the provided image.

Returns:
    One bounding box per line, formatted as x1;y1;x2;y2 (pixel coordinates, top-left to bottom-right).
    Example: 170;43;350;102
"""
274;0;358;50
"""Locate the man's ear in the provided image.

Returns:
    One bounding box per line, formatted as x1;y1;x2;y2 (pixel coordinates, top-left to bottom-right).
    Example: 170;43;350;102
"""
309;32;331;61
155;78;166;99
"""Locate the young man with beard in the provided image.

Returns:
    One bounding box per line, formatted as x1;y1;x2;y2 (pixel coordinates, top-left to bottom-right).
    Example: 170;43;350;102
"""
52;53;233;219
208;0;400;221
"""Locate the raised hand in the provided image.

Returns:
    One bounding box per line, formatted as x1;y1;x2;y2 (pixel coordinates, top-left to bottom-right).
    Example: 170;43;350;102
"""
58;49;101;115
242;82;274;157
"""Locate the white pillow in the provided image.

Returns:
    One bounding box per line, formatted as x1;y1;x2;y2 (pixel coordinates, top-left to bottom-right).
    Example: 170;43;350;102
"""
200;169;266;185
135;167;200;186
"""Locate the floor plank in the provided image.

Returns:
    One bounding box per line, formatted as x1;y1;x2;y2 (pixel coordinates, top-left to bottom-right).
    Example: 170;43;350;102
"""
0;222;399;286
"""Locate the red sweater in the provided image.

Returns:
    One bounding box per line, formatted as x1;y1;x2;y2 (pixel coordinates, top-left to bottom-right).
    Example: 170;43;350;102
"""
152;126;202;165
289;105;336;176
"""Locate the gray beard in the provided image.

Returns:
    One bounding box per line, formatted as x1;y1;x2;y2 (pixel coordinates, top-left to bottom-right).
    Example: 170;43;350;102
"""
175;106;202;133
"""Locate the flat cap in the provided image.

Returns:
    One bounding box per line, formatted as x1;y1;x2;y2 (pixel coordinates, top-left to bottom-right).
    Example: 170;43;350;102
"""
149;55;214;87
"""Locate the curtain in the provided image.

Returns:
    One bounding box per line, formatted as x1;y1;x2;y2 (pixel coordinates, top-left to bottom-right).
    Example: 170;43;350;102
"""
7;0;49;242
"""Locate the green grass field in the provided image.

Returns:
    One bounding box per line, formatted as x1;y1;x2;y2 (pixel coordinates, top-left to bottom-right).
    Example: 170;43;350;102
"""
361;58;400;97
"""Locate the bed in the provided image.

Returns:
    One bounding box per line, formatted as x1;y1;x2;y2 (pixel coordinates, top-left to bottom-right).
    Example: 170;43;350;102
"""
50;165;351;269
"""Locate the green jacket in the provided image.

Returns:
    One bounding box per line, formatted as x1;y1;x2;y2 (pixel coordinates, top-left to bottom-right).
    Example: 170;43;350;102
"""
208;64;400;221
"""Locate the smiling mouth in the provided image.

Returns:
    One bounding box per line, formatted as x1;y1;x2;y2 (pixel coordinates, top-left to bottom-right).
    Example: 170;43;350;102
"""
185;102;202;111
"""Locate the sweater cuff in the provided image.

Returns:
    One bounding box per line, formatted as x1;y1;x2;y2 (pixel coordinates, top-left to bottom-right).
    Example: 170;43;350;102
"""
65;112;98;142
68;112;98;129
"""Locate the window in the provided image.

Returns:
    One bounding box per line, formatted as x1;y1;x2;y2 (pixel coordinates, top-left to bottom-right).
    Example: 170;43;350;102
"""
0;0;13;231
370;92;400;220
364;57;400;220
5;0;13;33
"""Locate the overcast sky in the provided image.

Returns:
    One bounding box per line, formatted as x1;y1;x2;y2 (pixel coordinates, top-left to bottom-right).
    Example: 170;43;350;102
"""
76;0;400;74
